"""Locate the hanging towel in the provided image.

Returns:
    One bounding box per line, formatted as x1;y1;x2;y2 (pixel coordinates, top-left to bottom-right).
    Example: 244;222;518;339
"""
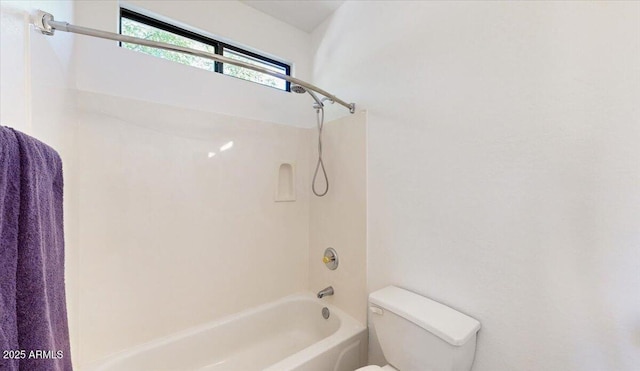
0;127;21;371
0;126;72;371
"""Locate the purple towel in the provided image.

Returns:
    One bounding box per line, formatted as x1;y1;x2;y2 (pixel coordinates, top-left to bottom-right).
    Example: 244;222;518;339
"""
0;126;72;371
1;127;21;371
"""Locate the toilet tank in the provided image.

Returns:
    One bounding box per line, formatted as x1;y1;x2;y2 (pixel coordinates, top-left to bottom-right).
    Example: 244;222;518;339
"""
369;286;481;371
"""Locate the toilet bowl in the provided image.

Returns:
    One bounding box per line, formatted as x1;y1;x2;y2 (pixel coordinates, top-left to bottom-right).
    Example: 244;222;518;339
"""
355;286;481;371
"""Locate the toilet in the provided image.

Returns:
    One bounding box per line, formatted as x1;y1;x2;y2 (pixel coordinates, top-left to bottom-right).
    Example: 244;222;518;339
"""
356;286;481;371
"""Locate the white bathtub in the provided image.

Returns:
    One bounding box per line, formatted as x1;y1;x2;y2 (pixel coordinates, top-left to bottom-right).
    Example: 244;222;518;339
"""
90;292;367;371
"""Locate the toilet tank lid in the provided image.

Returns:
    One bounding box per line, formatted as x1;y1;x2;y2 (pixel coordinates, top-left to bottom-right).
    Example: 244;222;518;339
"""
369;286;481;346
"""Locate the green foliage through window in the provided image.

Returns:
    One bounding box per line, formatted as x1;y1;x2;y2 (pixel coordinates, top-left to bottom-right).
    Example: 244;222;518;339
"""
223;50;286;90
121;18;217;71
120;9;290;91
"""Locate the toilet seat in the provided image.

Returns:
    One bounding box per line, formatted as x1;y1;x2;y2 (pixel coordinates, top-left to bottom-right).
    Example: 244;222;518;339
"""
355;365;398;371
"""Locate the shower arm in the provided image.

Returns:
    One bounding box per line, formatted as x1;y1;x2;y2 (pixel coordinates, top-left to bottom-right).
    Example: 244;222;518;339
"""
33;10;356;114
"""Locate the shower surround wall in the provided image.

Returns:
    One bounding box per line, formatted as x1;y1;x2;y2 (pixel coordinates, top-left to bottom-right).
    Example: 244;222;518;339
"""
73;97;367;367
309;112;367;325
75;91;312;365
313;2;640;370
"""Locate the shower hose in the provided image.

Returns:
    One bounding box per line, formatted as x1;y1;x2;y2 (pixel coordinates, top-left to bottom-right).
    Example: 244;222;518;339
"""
312;106;329;197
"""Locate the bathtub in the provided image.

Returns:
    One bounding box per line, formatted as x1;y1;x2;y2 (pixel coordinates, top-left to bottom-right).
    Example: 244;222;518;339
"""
90;292;367;371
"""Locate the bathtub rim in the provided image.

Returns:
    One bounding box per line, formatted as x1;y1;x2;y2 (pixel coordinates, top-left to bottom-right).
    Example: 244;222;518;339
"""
87;291;365;370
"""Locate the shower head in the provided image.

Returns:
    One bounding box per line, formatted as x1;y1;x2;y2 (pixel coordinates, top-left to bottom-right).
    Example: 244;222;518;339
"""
291;85;306;94
291;84;323;108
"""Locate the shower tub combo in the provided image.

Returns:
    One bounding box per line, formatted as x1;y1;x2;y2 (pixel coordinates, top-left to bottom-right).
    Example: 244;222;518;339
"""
32;10;365;371
91;293;367;371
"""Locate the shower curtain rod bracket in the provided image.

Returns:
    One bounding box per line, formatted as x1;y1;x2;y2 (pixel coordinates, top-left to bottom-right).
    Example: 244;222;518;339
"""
34;10;55;35
32;10;356;114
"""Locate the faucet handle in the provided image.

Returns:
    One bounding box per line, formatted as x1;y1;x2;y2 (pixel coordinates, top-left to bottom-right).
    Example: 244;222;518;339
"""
322;248;338;270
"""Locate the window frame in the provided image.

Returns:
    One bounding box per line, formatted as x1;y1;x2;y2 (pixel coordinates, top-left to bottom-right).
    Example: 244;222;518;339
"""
119;8;291;92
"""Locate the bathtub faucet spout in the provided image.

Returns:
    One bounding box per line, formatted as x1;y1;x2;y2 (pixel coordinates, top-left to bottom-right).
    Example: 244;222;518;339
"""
317;286;334;299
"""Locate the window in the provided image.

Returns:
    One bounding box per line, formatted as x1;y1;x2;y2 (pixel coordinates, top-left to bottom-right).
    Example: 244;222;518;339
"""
119;8;291;91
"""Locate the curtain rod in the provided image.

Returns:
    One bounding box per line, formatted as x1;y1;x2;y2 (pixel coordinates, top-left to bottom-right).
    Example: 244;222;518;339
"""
33;10;356;114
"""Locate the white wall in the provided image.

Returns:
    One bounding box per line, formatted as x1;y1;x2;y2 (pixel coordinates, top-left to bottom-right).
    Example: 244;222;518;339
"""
72;0;318;128
0;0;79;364
313;1;640;370
0;0;75;137
309;111;367;325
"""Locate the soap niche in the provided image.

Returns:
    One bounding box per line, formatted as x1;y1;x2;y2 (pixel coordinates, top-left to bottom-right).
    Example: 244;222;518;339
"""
275;162;296;202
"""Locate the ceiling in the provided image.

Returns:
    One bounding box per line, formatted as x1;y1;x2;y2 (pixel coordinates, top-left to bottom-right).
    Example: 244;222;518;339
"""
241;1;345;33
